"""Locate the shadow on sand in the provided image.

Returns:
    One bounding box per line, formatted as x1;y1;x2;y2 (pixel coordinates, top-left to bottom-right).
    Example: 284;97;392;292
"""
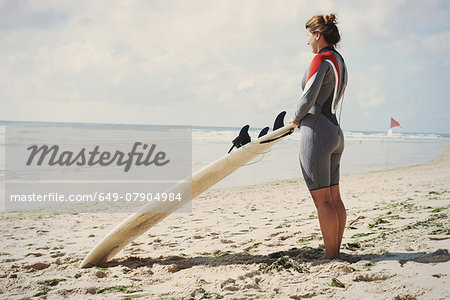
98;247;449;271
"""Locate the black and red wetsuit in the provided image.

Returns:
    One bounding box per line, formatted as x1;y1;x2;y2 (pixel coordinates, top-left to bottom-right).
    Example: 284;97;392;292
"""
293;46;348;191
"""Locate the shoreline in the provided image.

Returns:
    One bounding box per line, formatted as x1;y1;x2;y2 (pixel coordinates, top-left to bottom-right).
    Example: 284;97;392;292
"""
205;141;449;190
0;146;449;299
209;142;449;190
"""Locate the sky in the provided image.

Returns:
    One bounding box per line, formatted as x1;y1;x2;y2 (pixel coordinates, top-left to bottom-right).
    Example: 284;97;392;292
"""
0;0;449;133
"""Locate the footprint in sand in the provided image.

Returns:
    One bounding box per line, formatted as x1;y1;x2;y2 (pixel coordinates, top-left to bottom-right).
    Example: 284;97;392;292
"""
231;232;246;236
2;258;19;263
270;232;284;237
36;246;50;250
221;280;239;291
25;252;44;257
354;272;395;282
279;234;293;241
23;262;50;272
220;239;234;244
50;251;65;258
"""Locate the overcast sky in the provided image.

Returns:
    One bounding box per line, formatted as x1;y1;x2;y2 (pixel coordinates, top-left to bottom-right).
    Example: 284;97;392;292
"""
1;0;449;133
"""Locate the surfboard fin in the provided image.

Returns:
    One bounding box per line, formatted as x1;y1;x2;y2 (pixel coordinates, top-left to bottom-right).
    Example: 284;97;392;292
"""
273;111;286;131
259;111;295;144
258;127;270;138
228;125;251;153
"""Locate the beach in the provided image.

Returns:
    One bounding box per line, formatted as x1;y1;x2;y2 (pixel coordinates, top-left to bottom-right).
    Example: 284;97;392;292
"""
1;146;449;299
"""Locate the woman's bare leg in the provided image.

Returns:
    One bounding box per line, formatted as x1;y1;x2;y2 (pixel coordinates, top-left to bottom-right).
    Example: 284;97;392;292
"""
330;184;346;251
310;187;340;259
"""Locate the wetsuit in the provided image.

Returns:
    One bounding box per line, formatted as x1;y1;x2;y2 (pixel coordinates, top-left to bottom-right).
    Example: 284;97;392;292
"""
294;46;348;191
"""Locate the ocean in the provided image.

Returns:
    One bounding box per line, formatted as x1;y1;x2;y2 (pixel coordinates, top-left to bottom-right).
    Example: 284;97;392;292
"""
193;126;450;188
1;121;449;190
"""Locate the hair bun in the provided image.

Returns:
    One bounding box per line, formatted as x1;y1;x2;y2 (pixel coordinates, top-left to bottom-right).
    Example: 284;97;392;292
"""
324;14;337;25
305;13;340;45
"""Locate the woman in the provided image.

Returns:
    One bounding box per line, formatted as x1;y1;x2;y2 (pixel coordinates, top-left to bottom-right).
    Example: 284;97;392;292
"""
289;14;348;259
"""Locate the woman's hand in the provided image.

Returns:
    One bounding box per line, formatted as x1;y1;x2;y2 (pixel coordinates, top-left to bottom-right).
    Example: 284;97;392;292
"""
289;119;300;128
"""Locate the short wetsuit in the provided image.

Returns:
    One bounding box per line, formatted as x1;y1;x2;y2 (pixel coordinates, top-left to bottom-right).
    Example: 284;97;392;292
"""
293;46;348;191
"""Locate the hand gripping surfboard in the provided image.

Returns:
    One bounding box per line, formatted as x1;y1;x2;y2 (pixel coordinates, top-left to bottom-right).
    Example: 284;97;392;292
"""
79;112;296;268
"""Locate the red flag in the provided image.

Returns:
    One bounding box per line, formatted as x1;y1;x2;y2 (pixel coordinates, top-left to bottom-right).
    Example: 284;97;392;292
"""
390;117;401;128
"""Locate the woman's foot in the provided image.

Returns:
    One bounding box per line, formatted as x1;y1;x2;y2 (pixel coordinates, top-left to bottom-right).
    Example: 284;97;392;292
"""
319;254;340;260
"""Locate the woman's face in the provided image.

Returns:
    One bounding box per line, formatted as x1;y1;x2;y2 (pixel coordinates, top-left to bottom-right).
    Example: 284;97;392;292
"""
306;29;319;54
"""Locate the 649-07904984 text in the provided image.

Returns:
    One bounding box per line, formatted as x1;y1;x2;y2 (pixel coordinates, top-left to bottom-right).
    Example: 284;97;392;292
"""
8;192;183;202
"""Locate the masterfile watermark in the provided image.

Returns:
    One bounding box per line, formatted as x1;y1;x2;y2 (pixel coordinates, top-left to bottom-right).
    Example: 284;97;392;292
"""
26;142;170;172
9;191;182;203
2;123;192;213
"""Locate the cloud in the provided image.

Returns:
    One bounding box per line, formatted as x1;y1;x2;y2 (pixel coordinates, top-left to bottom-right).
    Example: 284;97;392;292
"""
0;0;67;30
368;65;385;75
0;1;315;114
346;69;385;110
349;65;386;112
336;0;402;51
0;0;449;134
393;31;450;69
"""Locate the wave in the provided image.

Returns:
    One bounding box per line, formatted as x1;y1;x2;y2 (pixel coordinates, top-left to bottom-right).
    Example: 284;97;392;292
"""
1;121;449;146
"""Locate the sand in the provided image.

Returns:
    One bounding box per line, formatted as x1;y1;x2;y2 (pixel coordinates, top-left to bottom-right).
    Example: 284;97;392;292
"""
1;146;449;299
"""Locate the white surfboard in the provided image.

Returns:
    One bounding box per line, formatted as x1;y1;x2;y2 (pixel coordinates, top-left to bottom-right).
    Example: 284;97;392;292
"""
80;115;297;268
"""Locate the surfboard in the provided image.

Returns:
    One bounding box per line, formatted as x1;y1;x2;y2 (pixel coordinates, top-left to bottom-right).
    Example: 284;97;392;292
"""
79;112;297;268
